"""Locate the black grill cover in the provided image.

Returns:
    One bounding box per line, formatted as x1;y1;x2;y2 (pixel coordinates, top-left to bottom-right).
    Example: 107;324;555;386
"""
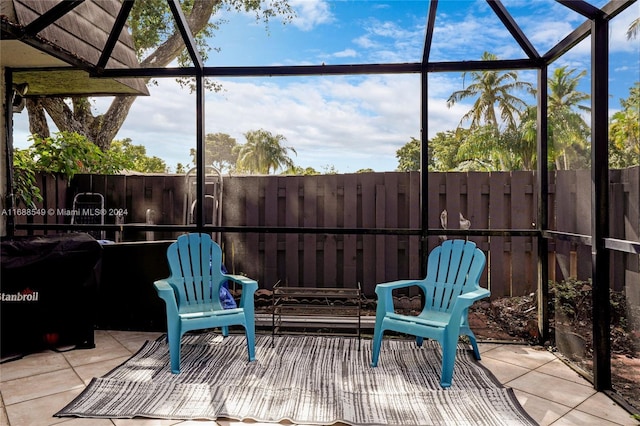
1;233;102;359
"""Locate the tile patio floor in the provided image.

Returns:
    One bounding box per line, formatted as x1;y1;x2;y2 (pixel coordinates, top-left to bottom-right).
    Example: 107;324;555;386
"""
1;330;638;426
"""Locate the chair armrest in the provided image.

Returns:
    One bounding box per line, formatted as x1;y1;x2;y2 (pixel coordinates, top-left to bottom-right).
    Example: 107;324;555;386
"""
375;280;427;314
457;287;490;302
225;275;258;310
375;279;425;293
154;279;175;297
225;274;258;293
154;279;179;317
451;287;490;319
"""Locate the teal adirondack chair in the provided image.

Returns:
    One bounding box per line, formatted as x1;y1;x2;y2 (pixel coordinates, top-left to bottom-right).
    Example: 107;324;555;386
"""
370;239;489;388
154;233;258;373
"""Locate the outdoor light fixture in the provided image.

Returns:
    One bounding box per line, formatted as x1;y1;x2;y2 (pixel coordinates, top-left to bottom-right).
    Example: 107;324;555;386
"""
12;82;29;113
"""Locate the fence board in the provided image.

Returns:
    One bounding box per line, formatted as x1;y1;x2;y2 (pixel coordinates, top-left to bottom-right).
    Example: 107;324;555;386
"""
621;167;639;296
220;175;241;273
285;177;300;285
554;171;576;282
375;183;386;284
489;173;508;297
344;175;358;287
55;175;68;225
384;173;399;283
91;175;108;208
445;172;462;232
126;176;145;224
609;169;625;291
323;175;338;288
303;176;318;286
263;176;279;287
547;171;557;231
141;176;160;224
408;172;421;284
428;172;446;255
244;177;261;280
160;175;181;240
35;174;61;228
576;170;591;236
625;167;640;242
466;172;490;286
622;167;640;334
466;171;490;230
575;170;592;283
511;172;535;295
360;173;377;293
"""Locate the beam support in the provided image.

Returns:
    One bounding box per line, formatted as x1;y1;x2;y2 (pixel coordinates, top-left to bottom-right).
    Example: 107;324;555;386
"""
195;69;206;230
420;69;429;276
3;69;15;237
420;0;437;274
97;0;135;70
488;0;540;59
536;65;549;344
590;13;611;391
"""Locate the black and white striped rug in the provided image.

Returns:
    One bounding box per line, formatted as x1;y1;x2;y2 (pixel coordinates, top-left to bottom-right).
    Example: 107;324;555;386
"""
56;333;537;425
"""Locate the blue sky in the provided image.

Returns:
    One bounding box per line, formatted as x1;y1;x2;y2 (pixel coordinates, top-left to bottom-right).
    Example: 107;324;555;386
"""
12;0;640;173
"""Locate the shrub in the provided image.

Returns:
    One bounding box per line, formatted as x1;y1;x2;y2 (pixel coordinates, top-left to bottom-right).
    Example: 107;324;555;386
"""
12;131;127;208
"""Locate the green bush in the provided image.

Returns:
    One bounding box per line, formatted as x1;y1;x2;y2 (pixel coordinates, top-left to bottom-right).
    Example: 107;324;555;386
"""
550;278;629;327
550;278;593;323
12;148;42;208
12;131;127;208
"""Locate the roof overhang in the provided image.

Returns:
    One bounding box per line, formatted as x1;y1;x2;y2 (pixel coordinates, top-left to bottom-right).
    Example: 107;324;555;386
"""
1;0;148;97
2;39;147;97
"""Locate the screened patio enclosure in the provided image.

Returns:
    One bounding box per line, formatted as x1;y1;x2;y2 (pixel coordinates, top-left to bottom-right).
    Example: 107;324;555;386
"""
2;0;639;409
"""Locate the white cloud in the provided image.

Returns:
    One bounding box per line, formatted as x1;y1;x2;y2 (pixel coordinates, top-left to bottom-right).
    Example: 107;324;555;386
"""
333;49;357;58
353;35;377;50
354;18;424;63
11;113;32;149
204;76;423;172
96;73;466;173
431;12;500;60
288;0;334;31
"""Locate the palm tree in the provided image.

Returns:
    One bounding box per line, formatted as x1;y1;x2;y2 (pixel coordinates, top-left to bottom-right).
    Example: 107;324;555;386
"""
446;52;534;132
547;66;591;170
513;105;538;170
235;129;296;174
627;17;640;40
609;83;640;168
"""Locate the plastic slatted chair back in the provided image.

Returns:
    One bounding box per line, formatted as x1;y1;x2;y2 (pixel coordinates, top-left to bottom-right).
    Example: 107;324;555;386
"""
423;240;485;313
166;233;225;312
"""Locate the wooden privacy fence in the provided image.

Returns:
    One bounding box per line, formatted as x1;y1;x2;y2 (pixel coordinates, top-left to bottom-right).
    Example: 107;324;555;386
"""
15;168;639;299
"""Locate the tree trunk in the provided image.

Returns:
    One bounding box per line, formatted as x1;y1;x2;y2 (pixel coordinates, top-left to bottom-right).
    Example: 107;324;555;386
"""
25;99;50;139
89;96;137;151
38;98;88;135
